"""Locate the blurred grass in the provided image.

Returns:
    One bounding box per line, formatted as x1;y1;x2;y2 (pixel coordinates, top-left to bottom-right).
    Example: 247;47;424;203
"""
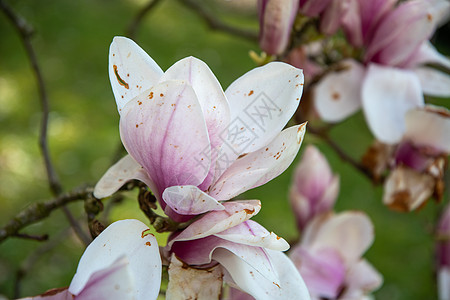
0;0;448;299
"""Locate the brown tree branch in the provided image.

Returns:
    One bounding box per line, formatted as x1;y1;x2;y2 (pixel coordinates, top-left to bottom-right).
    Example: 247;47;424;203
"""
0;0;92;244
178;0;258;42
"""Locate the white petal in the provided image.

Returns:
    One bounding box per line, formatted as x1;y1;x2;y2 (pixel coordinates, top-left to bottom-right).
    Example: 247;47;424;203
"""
166;254;223;300
210;123;306;201
159;56;231;148
404;105;450;152
162;185;225;216
167;200;261;247
314;59;364;122
362;64;424;144
93;155;157;199
301;212;374;265
215;248;311;300
76;256;134;300
414;67;450;98
224;62;303;156
215;220;290;251
343;259;383;296
406;41;450;69
439;267;450;300
69;219;161;300
109;37;163;112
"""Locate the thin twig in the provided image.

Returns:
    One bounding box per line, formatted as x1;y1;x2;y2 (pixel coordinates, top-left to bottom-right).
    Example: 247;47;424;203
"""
308;125;375;181
13;233;49;242
126;0;163;40
178;0;258;41
0;186;94;244
0;0;92;244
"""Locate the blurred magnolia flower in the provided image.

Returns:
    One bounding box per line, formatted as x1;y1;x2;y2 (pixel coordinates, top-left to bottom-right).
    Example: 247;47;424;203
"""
94;37;306;222
258;0;299;55
314;0;450;144
383;105;449;211
299;0;333;17
437;204;450;300
289;145;339;231
164;200;311;300
21;220;161;300
290;212;382;300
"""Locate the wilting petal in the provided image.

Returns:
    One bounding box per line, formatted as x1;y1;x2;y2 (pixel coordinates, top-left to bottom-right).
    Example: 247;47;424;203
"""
215;220;289;251
216;248;311;300
69;220;161;300
314;59;364;122
162;185;225;219
439;268;450;300
342;259;383;298
301;212;374;265
362;64;424;144
75;257;134;300
404;106;450;153
109;37;163;112
383;166;435;212
290;247;345;299
166;254;223;300
20;288;72;300
225;62;303;156
159;56;231;149
258;0;299;55
211;123;306;201
120;80;211;193
414;67;450;98
167;200;261;247
94;155;158;199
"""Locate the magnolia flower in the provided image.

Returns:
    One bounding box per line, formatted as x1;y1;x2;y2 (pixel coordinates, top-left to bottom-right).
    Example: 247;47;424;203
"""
290;212;382;300
314;0;450;144
437;204;450;300
383;105;450;211
21;220;161;300
94;37;306;222
258;0;299;55
164;200;311;300
289;145;339;231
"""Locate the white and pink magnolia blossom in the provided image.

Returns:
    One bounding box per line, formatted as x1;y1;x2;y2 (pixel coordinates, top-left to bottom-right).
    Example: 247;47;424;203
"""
164;200;311;300
289;145;339;231
258;0;299;55
21;220;161;300
314;0;450;144
290;212;382;300
383;105;450;211
94;37;306;222
437;204;450;300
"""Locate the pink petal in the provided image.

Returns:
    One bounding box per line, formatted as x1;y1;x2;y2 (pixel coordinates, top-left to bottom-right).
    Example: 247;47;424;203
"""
215;248;311;300
109;37;163;112
215;220;289;251
258;0;299;55
76;257;134;300
300;0;332;17
404;41;450;69
320;0;343;35
362;64;424;144
210;123;306;201
301;212;374;265
159;56;231;149
167;200;261;248
162;185;225;221
93;155;158;199
290;246;345;299
68;220;161;300
404;105;450;153
314;59;364;122
342;259;383;297
119;80;212;194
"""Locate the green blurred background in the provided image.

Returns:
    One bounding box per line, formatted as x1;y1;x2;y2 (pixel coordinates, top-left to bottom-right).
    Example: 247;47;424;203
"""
0;0;449;299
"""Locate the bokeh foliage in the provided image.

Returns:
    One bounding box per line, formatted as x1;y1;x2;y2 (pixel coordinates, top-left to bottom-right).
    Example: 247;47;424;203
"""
0;0;448;299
